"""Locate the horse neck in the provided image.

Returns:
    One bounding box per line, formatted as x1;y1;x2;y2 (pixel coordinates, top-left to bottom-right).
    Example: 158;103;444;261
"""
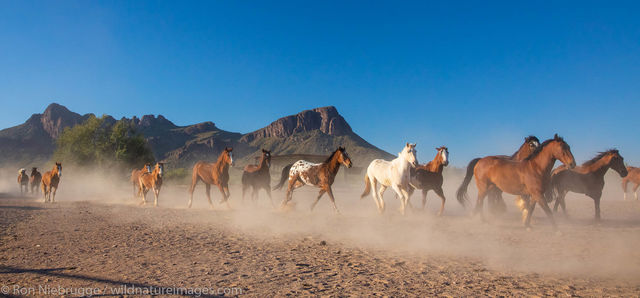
585;156;612;177
427;155;444;173
323;153;342;176
393;154;411;171
214;157;230;174
52;166;59;177
513;144;533;160
258;156;269;171
526;147;557;174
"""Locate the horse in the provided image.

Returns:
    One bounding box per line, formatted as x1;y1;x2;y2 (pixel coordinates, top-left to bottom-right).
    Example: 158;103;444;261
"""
361;143;418;215
407;146;448;216
131;163;152;198
188;147;234;208
456;136;540;215
550;149;627;221
456;134;576;230
278;147;352;213
41;162;62;203
29;167;42;194
17;169;28;194
622;166;640;200
241;149;273;206
138;163;164;207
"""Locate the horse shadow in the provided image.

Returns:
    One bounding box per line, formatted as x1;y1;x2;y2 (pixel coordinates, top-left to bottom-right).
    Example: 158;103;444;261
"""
0;265;226;297
0;205;44;211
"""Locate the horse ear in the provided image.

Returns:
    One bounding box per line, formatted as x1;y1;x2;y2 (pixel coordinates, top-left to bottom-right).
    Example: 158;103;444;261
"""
554;133;559;140
406;142;410;147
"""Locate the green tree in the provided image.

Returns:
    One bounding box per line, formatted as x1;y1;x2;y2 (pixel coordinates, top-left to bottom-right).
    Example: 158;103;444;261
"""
53;115;155;167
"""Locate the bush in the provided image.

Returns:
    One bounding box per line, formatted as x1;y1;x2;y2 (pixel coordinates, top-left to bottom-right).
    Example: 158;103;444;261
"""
53;115;155;168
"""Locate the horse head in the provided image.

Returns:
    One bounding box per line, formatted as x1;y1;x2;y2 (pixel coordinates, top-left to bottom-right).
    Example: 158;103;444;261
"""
436;146;449;166
337;147;352;168
550;134;576;169
401;143;418;167
525;135;540;151
55;162;63;177
155;163;165;178
224;147;234;166
145;163;153;174
607;149;627;177
31;167;38;175
262;149;272;168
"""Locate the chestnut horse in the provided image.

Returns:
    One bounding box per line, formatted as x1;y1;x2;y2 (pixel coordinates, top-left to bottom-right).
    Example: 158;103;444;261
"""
550;149;627;221
131;163;152;198
408;146;449;216
241;149;273;205
17;169;28;194
279;147;352;213
138;163;164;207
622;166;640;200
457;135;576;230
456;136;540;215
41;162;62;203
188;147;234;208
29;167;42;194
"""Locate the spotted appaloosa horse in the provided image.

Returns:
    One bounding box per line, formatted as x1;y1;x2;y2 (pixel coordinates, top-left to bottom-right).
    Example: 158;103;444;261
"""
278;147;352;213
188;147;234;209
550;149;627;221
17;169;28;194
457;135;576;230
241;149;273;206
138;163;164;207
29;167;42;194
408;146;449;216
457;136;540;216
361;143;418;215
42;162;62;203
622;166;640;200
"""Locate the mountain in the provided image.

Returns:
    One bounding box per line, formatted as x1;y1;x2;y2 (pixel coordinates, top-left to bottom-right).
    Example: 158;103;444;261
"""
0;103;392;168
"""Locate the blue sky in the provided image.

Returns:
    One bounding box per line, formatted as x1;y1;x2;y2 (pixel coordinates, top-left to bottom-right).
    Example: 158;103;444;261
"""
1;1;639;166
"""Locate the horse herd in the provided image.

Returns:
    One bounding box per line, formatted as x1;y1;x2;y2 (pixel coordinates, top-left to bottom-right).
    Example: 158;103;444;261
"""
16;134;640;231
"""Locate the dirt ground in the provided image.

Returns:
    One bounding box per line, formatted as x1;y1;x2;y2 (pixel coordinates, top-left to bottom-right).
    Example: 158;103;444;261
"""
1;170;640;296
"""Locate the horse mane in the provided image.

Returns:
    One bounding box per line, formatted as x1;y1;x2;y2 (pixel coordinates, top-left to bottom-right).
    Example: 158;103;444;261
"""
324;148;342;164
582;149;618;166
524;137;562;161
510;135;539;159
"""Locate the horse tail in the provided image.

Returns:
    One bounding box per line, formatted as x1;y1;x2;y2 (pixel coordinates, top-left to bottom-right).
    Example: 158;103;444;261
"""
272;163;293;191
360;175;371;199
456;158;481;208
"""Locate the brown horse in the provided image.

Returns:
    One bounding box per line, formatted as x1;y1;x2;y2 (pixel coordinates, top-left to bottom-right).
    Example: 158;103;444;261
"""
41;162;62;203
622;166;640;200
278;147;352;213
241;149;273;206
131;163;152;198
457;136;540;215
138;163;164;207
17;169;28;194
408;146;449;216
550;149;627;221
188;147;234;208
29;167;42;194
457;135;576;229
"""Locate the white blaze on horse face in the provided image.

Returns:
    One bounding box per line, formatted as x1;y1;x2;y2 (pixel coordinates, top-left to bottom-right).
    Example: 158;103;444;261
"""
229;152;234;165
441;150;449;165
147;165;152;173
57;166;62;177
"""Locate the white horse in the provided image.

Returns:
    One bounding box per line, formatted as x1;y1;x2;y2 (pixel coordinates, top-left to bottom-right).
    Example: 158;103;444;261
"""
361;143;418;214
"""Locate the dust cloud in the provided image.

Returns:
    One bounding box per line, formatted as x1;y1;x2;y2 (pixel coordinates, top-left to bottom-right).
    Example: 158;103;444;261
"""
1;163;640;281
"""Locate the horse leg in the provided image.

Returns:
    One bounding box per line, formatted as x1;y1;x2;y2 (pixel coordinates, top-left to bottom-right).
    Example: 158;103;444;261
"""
281;175;299;209
473;188;488;222
223;185;232;209
421;189;428;211
153;186;159;207
434;187;446;216
523;200;537;227
265;186;275;208
325;187;340;214
51;186;57;203
622;178;629;200
369;178;382;212
534;194;557;231
592;193;602;222
376;184;388;213
204;184;213;208
391;184;407;215
633;183;639;200
241;184;247;203
557;191;568;217
188;177;198;208
310;189;326;211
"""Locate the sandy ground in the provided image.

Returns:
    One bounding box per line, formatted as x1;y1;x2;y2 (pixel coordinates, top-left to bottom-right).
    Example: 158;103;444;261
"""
1;171;640;296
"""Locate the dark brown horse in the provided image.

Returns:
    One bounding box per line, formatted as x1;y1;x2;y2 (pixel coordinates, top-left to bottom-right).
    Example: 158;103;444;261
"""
131;163;152;198
41;162;62;203
188;147;234;208
622;166;640;200
278;147;352;213
408;146;449;216
550;149;627;221
457;135;576;229
241;149;273;205
138;163;164;207
456;136;540;215
17;169;28;194
29;167;42;194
